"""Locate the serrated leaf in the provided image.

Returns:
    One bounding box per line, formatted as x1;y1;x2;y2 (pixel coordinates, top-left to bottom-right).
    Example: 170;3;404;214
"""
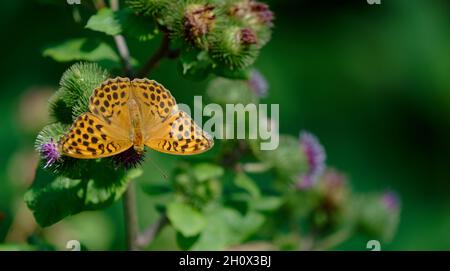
167;202;206;237
43;38;120;68
234;173;260;198
192;163;224;182
25;162;142;227
86;8;122;36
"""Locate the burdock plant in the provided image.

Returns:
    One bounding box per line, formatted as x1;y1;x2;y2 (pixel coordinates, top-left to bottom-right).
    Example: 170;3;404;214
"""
25;0;400;251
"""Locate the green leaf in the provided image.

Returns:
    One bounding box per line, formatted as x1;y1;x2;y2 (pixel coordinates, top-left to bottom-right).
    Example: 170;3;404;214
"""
192;163;224;182
86;8;122;36
252;196;283;211
43;38;120;68
212;66;251;80
0;244;37;251
178;49;213;81
140;182;173;195
250;135;308;179
206;77;256;105
234;173;261;198
191;206;265;250
86;8;156;41
25;161;142;227
176;232;200;251
167;202;206;237
123;13;158;42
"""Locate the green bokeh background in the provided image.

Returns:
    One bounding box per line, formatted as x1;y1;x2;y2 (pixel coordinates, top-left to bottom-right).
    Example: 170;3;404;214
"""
1;0;449;250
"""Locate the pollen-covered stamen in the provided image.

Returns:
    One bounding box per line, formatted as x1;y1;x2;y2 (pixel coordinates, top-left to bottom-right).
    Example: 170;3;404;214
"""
40;139;61;168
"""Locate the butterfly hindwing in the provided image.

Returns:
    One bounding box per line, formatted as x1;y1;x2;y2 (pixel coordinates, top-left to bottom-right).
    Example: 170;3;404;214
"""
60;113;132;159
145;111;213;155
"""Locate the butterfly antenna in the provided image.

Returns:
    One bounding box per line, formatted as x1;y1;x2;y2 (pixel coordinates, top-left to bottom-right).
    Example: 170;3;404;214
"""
147;156;168;180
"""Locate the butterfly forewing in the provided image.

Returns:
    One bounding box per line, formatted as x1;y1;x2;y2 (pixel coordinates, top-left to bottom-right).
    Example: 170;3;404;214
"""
89;77;131;135
60;113;133;158
131;78;178;125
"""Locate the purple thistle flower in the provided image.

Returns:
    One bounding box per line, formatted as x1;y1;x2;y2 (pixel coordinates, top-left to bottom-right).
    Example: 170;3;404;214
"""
113;147;145;170
248;69;268;98
381;190;400;211
229;1;274;27
239;27;258;45
296;131;326;189
249;1;274;26
40;139;61;168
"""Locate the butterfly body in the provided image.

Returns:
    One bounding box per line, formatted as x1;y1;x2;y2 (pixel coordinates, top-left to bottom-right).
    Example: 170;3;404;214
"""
128;97;145;154
59;77;213;159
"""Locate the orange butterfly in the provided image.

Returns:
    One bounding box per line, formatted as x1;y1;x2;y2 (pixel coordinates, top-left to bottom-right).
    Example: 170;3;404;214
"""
59;77;213;158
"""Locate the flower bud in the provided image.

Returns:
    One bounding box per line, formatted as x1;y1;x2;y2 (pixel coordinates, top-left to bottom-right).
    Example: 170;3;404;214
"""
239;27;257;45
184;4;216;48
229;0;274;27
248;69;268;98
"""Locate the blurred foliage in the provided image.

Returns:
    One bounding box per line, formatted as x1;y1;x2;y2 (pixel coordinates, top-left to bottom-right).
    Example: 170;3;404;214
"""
2;0;450;251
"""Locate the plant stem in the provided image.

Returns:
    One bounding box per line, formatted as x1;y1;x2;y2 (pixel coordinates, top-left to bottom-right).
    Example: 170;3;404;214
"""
123;181;139;251
138;33;170;77
109;0;134;77
114;35;134;78
136;215;168;249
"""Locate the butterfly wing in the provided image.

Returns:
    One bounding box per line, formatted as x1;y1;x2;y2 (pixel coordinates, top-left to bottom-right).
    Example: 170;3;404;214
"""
60;113;133;159
131;78;178;125
89;77;132;136
131;78;213;155
60;77;133;159
145;110;214;155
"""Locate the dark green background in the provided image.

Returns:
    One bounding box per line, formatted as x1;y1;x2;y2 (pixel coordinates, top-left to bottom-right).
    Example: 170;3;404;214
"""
1;0;449;250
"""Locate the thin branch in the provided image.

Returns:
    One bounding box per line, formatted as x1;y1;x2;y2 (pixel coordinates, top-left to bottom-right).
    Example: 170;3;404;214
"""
138;33;171;78
114;35;134;78
123;182;140;251
136;215;169;249
108;0;134;77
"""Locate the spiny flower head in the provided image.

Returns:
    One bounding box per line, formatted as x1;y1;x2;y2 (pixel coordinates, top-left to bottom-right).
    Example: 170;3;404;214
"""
296;131;326;189
184;3;216;47
39;139;61;168
113;147;145;170
239;27;258;45
229;0;274;27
